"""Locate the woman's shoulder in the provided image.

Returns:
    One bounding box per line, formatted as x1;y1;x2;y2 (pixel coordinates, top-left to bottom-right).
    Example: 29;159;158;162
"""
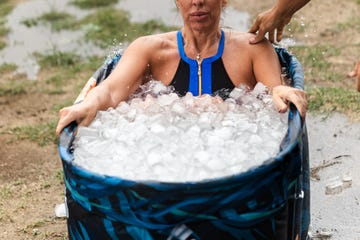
223;30;251;41
132;31;178;49
223;30;260;45
123;31;178;62
224;29;273;51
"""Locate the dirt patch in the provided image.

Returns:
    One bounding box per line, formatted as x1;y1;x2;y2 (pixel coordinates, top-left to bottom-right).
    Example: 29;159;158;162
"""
0;89;68;238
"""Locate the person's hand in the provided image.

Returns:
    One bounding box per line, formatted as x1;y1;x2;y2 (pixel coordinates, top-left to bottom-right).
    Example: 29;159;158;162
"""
272;85;307;118
347;60;360;78
248;8;292;44
347;60;360;92
55;102;97;136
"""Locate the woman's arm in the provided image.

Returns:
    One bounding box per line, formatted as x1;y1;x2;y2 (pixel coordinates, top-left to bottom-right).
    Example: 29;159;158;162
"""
251;39;282;88
55;36;153;135
250;39;307;117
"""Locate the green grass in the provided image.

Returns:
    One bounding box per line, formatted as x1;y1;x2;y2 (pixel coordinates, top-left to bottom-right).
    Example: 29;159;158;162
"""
45;75;67;94
35;50;81;68
289;45;360;117
0;63;17;73
0;51;103;146
290;45;340;69
22;11;77;31
55;169;64;184
8;121;58;146
34;50;103;97
307;86;360;115
0;0;15;49
17;6;177;48
0;40;5;50
78;8;176;47
21;18;38;28
35;49;102;72
0;0;14;18
0;64;33;96
71;0;118;9
337;15;360;32
0;81;28;96
289;45;341;82
0;54;101;149
46;75;65;88
0;18;9;35
0;185;12;200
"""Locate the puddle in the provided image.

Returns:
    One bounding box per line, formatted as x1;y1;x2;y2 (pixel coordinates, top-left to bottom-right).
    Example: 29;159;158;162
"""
0;0;249;80
0;0;103;80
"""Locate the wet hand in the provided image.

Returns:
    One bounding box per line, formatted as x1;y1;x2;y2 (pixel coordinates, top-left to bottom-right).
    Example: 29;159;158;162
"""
248;9;291;44
272;85;307;118
55;103;96;136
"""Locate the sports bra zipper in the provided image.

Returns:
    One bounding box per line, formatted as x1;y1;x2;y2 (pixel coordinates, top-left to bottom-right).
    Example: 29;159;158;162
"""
196;54;203;96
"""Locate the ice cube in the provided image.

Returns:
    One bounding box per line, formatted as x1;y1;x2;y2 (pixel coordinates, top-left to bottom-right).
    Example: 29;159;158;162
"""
157;93;179;106
171;101;186;115
54;203;67;218
147;147;162;166
151;81;168;95
325;177;343;195
73;80;287;182
150;122;166;133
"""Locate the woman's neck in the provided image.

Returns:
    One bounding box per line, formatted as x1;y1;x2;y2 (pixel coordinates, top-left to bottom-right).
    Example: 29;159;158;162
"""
181;28;222;60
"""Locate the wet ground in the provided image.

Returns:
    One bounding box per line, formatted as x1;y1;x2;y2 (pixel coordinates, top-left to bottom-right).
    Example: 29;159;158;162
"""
0;0;249;80
307;113;360;240
1;0;102;80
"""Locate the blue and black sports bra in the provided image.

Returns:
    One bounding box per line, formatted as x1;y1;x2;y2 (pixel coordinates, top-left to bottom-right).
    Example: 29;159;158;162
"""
170;30;235;98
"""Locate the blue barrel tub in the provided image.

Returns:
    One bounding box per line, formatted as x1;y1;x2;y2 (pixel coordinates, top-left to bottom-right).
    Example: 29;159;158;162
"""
58;47;310;240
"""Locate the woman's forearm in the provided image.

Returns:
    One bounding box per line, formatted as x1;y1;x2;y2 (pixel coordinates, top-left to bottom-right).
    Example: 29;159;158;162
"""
82;83;118;112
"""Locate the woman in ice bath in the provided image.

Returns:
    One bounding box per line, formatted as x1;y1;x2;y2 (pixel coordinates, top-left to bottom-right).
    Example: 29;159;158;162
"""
56;0;307;135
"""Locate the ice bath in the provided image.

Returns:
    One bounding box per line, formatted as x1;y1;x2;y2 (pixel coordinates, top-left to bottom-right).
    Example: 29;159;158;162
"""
73;81;287;182
58;47;309;239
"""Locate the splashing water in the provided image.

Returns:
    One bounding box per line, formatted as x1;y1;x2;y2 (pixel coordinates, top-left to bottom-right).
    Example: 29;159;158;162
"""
73;81;288;182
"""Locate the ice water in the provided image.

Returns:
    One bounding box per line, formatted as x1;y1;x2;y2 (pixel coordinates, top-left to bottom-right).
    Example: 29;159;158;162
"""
73;81;288;182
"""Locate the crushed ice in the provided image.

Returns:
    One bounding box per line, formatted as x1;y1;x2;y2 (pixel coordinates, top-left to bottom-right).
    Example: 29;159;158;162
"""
73;81;288;182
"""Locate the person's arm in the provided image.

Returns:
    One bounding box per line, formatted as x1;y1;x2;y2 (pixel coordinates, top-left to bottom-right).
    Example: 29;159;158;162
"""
248;0;311;44
250;38;282;88
55;37;152;135
249;39;307;117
